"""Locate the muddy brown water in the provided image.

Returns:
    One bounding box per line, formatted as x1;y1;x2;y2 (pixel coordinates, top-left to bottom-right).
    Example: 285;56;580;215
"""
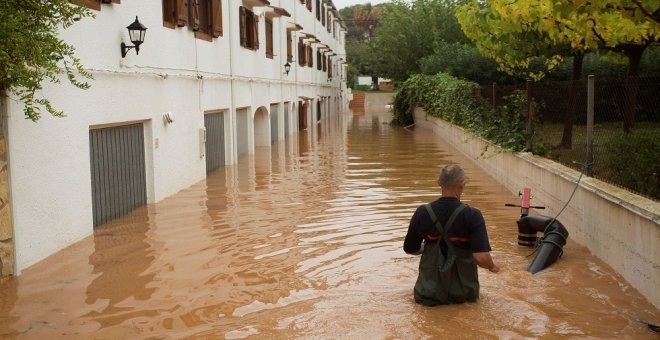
0;107;658;339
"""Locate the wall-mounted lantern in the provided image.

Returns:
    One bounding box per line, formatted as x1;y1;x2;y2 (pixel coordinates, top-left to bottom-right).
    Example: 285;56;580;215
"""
284;62;291;75
121;16;147;58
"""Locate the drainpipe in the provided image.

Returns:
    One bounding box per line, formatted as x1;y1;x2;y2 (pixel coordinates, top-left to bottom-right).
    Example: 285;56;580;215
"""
227;4;237;165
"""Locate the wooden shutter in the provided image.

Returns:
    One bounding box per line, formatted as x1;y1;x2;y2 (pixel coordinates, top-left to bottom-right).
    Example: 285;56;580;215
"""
298;39;304;66
317;50;321;70
323;54;326;72
189;0;200;31
211;0;223;37
84;0;101;10
252;13;259;49
176;0;188;26
239;6;247;47
322;6;325;26
287;31;293;62
265;19;273;58
327;14;331;32
111;0;121;3
316;0;320;20
307;46;313;68
328;57;332;77
306;0;311;11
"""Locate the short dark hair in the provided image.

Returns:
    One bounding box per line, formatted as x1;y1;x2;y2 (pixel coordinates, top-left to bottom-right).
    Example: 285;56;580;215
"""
439;164;465;188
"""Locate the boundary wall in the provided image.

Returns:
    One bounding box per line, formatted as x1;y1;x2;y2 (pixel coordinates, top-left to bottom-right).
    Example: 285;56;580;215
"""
414;108;660;309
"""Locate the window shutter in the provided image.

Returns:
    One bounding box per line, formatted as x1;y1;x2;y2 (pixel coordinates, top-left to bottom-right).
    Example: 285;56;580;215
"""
211;0;223;37
189;0;200;31
111;0;121;3
287;31;293;62
323;54;326;72
252;14;259;49
316;0;320;20
84;0;101;10
265;19;273;58
239;6;247;47
317;50;321;71
298;40;304;66
306;0;311;11
176;0;188;26
307;46;313;68
328;56;332;77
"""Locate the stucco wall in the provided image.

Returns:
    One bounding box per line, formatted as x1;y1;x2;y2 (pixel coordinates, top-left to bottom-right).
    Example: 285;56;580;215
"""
4;0;348;273
413;108;660;309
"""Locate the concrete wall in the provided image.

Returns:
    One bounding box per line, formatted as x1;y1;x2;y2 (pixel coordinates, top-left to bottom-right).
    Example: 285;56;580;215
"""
3;0;349;274
413;108;660;309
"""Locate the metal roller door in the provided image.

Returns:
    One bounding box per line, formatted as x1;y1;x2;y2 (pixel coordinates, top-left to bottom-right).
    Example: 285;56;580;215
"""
205;112;225;173
270;104;278;143
89;124;147;227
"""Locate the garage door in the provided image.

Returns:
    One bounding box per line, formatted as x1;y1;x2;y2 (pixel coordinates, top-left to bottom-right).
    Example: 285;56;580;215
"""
89;124;147;227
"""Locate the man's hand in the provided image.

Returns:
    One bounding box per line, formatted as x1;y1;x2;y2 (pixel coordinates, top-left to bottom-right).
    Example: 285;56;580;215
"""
489;262;500;273
473;252;499;273
410;242;425;255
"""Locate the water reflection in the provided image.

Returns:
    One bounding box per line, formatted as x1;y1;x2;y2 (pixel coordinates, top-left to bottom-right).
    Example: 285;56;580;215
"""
0;105;657;338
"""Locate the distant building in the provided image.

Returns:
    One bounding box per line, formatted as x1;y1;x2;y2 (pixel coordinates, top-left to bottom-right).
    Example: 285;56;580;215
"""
0;0;349;275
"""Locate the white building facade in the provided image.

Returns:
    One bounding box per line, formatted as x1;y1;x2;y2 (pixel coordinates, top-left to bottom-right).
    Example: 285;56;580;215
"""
2;0;349;274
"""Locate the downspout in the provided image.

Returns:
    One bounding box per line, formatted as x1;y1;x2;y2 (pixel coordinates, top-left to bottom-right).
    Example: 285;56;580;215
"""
227;4;237;164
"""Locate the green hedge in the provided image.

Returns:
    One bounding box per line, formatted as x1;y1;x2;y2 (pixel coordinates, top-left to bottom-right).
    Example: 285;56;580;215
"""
392;73;529;151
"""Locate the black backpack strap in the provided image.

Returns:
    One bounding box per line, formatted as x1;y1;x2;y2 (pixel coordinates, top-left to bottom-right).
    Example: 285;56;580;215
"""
424;203;467;238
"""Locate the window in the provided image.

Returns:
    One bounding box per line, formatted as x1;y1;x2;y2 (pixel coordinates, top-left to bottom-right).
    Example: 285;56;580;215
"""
317;50;322;71
265;18;273;59
163;0;222;37
240;6;259;50
316;0;320;20
327;13;332;33
328;56;332;78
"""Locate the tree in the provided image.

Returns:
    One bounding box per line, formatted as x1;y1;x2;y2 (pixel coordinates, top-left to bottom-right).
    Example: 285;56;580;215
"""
341;4;386;90
488;0;660;133
0;0;93;122
370;0;469;82
457;1;588;149
419;41;509;85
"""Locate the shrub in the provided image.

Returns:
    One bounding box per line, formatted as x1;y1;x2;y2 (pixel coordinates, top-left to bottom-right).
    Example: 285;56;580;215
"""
601;134;659;199
391;73;529;152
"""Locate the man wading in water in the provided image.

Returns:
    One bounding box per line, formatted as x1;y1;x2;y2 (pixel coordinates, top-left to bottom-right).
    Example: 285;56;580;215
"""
404;164;500;305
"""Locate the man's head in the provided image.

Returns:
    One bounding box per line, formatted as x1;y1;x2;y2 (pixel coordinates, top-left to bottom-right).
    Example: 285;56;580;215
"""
438;164;466;194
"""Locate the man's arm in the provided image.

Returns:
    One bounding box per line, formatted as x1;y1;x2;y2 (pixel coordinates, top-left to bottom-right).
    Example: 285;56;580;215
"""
473;252;500;272
403;208;424;255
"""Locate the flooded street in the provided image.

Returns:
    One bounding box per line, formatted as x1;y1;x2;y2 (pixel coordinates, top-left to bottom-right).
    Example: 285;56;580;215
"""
0;105;658;339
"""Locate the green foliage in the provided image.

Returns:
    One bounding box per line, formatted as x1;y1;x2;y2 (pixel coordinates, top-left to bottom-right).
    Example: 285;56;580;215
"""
369;0;469;82
0;0;93;121
419;41;510;84
601;133;659;199
392;73;529;151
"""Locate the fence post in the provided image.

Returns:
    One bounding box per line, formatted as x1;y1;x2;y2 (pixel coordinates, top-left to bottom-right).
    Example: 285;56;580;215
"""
526;80;533;151
492;82;496;107
586;75;595;175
